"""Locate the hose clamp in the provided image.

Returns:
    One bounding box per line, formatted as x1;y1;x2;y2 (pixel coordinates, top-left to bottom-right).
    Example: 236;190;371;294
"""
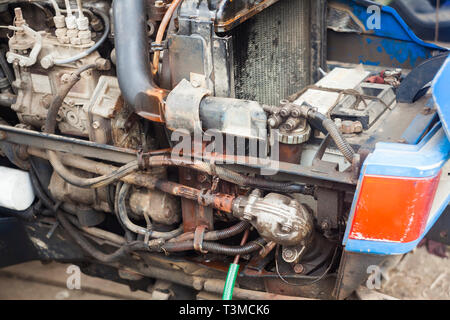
194;225;208;254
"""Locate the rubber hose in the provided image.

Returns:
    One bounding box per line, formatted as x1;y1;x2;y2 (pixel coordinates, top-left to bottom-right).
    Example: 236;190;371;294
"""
310;111;355;163
162;238;266;256
56;210;147;263
171;221;251;242
149;156;313;195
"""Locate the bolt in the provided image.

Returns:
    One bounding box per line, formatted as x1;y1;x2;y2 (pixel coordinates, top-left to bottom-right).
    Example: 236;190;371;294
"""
92;121;101;129
321;220;330;231
155;0;165;7
282;117;301;132
293;264;304;274
281;225;292;233
282;248;295;260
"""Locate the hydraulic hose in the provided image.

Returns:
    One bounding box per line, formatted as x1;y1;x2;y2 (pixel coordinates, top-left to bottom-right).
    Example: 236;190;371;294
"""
29;166;55;210
307;110;355;163
161;238;266;256
170;221;250;243
56;210;147;263
44;64;140;189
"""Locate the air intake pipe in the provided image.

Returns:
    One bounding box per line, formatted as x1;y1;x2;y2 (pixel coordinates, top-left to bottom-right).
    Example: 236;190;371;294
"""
113;0;166;122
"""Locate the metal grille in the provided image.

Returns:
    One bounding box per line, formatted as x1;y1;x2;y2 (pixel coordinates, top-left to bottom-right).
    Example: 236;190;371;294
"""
231;0;312;105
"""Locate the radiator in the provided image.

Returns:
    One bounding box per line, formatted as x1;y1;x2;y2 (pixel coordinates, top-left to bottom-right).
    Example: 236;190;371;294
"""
230;0;315;105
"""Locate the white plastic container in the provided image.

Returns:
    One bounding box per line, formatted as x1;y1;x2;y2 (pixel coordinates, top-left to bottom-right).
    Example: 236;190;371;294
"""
0;166;35;211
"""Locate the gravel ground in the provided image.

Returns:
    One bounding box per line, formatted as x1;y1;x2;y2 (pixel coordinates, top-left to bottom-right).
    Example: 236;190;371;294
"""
380;247;450;300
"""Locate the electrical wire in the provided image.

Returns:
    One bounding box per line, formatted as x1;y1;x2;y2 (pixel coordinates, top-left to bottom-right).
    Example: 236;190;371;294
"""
274;245;338;287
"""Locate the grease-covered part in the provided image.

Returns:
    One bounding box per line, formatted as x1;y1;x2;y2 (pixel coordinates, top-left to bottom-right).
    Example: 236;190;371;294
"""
232;190;314;246
129;189;180;225
165;79;267;139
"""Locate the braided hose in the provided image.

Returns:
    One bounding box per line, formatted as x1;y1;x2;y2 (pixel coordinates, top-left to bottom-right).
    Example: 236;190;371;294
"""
162;238;266;256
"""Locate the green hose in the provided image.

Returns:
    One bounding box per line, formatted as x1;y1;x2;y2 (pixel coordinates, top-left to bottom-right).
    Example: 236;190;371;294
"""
222;263;240;300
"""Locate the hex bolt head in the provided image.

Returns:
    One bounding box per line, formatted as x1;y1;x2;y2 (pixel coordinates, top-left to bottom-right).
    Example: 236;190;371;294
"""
293;264;304;274
92;121;101;129
282;248;295;261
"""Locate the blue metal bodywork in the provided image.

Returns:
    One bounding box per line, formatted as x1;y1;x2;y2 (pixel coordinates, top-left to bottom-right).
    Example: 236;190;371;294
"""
433;57;450;140
341;1;450;255
333;0;447;67
343;124;450;255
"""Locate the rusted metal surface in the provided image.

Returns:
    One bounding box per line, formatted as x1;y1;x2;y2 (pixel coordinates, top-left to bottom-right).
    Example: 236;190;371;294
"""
279;143;303;164
136;87;168;123
213;0;280;32
179;168;214;232
0;124;357;189
28;147;236;214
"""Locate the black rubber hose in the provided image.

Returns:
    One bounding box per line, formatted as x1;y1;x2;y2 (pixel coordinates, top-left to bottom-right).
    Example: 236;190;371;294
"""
204;221;250;241
29;166;55;210
148;156;314;196
113;0;163;114
308;110;355;163
213;167;314;195
56;211;148;263
170;221;251;243
162;238;266;256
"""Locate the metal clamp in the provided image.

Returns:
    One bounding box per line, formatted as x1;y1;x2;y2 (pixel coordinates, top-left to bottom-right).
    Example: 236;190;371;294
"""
193;225;208;254
137;149;150;171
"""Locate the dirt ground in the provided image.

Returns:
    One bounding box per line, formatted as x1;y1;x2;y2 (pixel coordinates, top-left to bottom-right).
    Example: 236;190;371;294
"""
379;247;450;300
0;246;448;300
